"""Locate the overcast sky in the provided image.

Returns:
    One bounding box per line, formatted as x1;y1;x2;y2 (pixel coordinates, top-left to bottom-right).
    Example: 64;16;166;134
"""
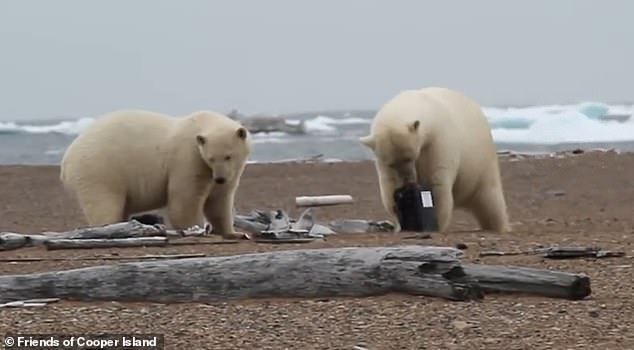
1;0;632;121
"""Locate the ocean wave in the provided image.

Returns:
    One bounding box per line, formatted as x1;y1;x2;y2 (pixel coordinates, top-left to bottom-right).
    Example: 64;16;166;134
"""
0;117;96;135
0;102;632;145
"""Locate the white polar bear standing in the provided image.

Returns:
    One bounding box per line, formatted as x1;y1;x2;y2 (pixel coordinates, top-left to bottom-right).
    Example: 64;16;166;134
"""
359;87;510;233
60;109;252;239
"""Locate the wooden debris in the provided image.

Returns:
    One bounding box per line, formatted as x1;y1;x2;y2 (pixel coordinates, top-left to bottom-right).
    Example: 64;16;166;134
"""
45;220;165;240
0;220;212;252
43;237;169;250
0;253;207;263
535;246;625;259
462;263;591;300
295;195;354;207
0;298;60;308
0;245;591;304
479;246;625;259
0;220;167;251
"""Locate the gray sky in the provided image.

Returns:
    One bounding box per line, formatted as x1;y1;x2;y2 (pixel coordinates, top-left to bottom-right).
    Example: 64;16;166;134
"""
1;0;632;121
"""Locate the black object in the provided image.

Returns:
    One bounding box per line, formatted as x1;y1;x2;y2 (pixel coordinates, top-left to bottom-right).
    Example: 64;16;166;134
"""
130;213;165;226
393;182;439;232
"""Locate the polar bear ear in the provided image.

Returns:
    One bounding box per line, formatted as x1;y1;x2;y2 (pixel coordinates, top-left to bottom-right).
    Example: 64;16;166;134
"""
408;120;420;133
359;135;376;150
236;127;248;140
196;135;206;145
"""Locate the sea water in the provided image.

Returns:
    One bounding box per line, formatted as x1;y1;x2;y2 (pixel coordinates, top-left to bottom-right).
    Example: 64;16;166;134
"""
0;102;633;165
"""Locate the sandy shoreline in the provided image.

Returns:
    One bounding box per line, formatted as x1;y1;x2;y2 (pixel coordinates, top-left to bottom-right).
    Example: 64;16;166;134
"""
1;151;634;349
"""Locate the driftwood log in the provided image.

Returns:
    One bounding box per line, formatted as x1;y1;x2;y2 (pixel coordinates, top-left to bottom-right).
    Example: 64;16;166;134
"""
0;253;207;262
43;237;169;251
0;221;208;251
0;245;591;304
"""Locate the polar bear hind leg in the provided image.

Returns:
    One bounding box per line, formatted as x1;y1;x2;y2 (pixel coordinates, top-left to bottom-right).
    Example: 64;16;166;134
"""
469;183;510;233
75;186;127;226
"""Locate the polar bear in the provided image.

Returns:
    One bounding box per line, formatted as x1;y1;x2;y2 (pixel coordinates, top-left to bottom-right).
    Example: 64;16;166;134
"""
359;87;510;233
60;109;252;239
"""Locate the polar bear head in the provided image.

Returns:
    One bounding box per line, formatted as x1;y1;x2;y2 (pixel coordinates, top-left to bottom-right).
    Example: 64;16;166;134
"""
360;119;423;185
195;121;251;185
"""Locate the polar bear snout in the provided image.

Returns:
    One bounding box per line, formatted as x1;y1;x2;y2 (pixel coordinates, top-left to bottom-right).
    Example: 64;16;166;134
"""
214;177;227;184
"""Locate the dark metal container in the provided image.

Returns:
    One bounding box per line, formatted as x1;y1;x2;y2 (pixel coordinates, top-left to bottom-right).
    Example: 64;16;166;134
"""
393;182;439;232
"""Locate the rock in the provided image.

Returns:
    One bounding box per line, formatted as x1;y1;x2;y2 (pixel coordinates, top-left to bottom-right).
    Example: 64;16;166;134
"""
451;320;471;330
455;243;468;250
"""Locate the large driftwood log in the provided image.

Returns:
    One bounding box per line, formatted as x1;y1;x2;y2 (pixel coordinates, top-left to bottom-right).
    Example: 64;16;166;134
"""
0;246;478;303
0;245;591;304
43;237;169;251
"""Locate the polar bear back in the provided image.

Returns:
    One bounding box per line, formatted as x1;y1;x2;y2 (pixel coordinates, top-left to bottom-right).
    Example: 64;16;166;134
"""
60;109;187;213
372;87;496;158
421;87;496;154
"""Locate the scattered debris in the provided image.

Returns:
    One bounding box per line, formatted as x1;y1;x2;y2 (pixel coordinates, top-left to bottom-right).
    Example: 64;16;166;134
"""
233;208;395;242
235;208;328;242
0;207;396;250
496;147;621;161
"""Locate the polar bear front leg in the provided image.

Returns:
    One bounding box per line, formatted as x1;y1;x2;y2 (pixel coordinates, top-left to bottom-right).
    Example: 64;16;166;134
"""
426;166;455;233
203;184;242;239
431;182;454;233
166;180;206;230
377;170;401;233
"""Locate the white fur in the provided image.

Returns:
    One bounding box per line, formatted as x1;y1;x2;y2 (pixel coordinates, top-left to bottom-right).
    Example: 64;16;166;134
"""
360;87;510;233
60;109;251;238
